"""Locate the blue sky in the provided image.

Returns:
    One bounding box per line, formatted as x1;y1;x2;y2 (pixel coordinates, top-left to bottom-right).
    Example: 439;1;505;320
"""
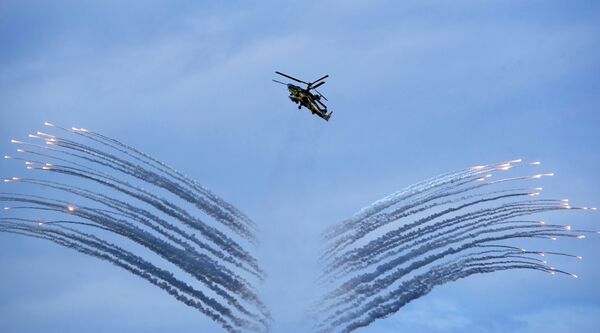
1;1;599;332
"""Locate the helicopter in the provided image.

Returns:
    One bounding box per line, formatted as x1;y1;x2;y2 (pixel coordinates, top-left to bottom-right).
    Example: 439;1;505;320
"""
273;71;332;121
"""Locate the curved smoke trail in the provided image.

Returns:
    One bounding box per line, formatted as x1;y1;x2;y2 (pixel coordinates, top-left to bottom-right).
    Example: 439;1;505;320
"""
0;123;270;333
317;159;596;333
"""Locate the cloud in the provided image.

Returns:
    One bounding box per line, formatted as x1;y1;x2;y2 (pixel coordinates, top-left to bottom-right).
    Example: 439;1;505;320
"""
513;306;600;333
388;298;471;332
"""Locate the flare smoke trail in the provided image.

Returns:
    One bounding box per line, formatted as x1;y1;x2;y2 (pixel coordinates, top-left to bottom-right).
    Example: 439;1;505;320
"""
317;159;596;333
0;123;270;333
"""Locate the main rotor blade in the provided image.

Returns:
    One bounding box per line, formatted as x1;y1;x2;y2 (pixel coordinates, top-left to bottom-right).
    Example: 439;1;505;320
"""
275;71;309;85
272;79;288;86
315;98;328;108
310;81;326;90
310;74;329;86
315;89;328;101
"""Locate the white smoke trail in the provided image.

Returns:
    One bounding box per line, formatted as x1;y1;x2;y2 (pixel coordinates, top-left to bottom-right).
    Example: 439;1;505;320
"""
1;124;270;333
318;160;595;333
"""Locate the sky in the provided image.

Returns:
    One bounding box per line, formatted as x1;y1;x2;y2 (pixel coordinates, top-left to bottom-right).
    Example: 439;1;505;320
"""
1;1;599;332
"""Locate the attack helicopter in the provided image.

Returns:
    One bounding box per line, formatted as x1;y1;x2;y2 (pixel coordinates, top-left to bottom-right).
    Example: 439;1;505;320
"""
273;71;332;121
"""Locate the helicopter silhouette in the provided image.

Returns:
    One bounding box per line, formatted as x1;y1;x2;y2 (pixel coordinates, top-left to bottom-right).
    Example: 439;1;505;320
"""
273;71;332;121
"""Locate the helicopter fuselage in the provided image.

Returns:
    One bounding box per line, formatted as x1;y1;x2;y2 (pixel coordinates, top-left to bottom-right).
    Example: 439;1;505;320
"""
287;84;322;111
274;71;331;121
